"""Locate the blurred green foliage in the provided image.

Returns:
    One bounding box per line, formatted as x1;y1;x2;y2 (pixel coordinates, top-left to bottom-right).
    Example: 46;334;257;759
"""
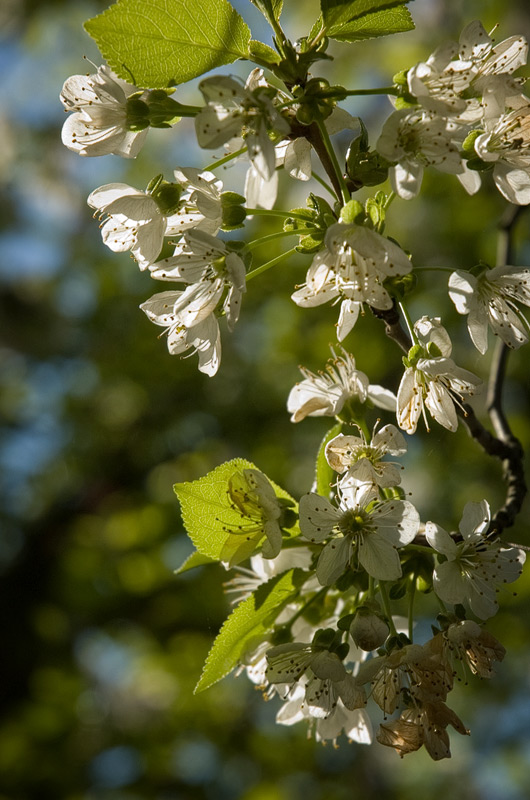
1;1;530;798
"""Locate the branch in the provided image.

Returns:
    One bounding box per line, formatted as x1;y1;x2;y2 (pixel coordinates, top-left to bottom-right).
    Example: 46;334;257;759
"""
458;203;528;537
370;301;411;353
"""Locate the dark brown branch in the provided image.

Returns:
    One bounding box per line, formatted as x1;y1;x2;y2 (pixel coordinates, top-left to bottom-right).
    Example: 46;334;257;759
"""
370;301;411;353
457;203;528;537
457;403;526;536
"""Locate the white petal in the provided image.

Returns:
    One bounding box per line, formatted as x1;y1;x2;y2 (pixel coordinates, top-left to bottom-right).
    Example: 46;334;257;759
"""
299;493;341;542
425;522;457;557
316;537;351;586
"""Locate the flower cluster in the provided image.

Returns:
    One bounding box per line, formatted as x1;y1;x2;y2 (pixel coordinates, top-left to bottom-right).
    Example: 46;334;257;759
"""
62;8;530;762
377;21;530;202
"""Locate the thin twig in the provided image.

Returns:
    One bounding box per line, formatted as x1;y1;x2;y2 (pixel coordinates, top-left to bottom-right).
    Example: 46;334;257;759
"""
457;204;528;537
370;302;411;353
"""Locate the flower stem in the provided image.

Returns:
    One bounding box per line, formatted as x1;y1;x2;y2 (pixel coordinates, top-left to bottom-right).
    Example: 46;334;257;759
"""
205;146;247;171
244;208;311;223
311;171;337;198
398;301;417;346
245;230;301;251
408;576;416;642
314;115;350;206
246;247;299;282
378;581;398;636
286;587;328;630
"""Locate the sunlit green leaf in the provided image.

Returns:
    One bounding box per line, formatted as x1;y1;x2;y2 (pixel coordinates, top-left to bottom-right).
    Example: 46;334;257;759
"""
194;568;305;692
320;0;414;42
84;0;252;88
174;550;216;574
174;458;297;564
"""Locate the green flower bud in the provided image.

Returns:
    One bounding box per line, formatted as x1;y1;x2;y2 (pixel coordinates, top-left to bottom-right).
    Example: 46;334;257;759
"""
462;129;483;156
349;607;390;651
151;181;182;215
339;199;365;224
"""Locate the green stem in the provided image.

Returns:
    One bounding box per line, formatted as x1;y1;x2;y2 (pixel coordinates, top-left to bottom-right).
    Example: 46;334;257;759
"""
407;576;416;642
414;266;456;273
286;587;328;630
311;171;336;197
205;146;247;171
319;87;399;99
383;191;396;210
314;115;350;205
398;301;417;346
246;247;298;282
245;230;300;251
244;208;311;222
378;581;398;636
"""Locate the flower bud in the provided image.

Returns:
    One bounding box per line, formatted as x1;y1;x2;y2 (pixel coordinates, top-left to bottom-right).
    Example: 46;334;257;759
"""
349;606;390;651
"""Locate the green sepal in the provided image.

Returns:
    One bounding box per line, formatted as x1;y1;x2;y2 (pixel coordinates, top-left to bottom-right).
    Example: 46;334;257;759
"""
465;157;494;172
84;0;252;89
249;40;280;66
194;567;306;692
394;94;418;109
315;422;342;497
462;129;482;156
384;271;416;301
340;199;365;224
221;191;247;231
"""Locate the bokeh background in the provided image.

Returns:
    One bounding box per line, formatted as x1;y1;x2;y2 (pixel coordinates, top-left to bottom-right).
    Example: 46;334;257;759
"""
2;0;530;797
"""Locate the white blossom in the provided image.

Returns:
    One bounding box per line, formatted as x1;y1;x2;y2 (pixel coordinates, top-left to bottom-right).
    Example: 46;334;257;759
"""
397;316;482;434
292;223;412;339
140;291;221;375
167;168;223;235
299;483;419;584
195;72;290;181
377;109;467;199
426;500;525;619
449;265;530;352
149;229;246;331
377;702;468;760
287;347;396;423
88;182;182;269
61;64;148;157
406;21;527;119
325;424;407;489
357;643;453;715
474;91;530;204
266;642;365;718
428;620;506;679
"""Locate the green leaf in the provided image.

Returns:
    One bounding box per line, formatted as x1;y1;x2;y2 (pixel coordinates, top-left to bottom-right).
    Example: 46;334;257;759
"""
322;0;407;29
249;0;283;23
315;423;343;497
194;568;305;692
84;0;252;89
174;550;216;574
319;0;414;42
330;5;414;40
174;458;297;563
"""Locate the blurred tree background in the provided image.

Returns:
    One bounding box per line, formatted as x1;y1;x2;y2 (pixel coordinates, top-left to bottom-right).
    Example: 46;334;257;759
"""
2;1;530;797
